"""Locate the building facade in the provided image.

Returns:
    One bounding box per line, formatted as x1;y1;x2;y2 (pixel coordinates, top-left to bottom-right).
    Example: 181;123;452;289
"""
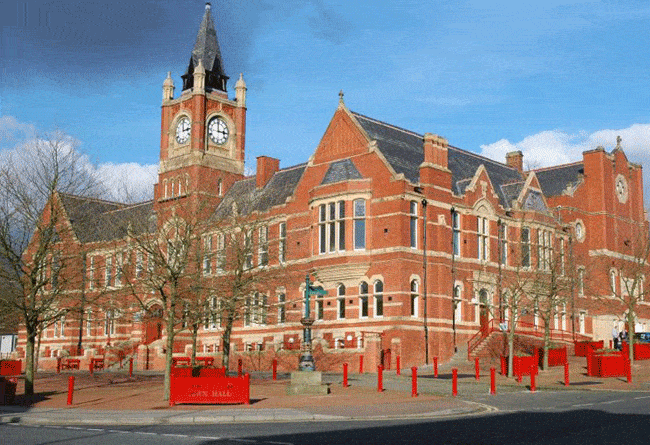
17;5;649;371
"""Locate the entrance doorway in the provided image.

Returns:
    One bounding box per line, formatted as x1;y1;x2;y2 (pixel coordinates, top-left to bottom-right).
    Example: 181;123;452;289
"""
479;289;490;334
143;305;163;344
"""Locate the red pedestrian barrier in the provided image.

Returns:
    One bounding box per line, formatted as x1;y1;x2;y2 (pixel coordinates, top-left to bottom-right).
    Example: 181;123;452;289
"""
57;358;62;374
238;358;243;377
359;356;364;374
67;376;74;405
377;365;383;392
411;367;418;397
343;363;349;387
452;368;458;397
490;367;496;395
396;356;401;376
564;362;569;387
530;365;536;392
272;359;277;381
434;356;438;378
0;360;21;376
129;358;133;377
475;358;480;381
169;373;250;406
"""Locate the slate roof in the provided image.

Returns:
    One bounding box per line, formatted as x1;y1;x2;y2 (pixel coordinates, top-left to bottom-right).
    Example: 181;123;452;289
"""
213;164;306;219
321;159;363;185
59;194;153;243
534;163;584;197
351;111;524;207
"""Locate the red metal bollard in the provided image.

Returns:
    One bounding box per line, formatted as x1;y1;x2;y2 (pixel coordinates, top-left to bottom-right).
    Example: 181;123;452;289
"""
610;340;613;349
238;358;243;377
343;363;349;387
359;356;364;374
89;360;94;375
377;365;384;392
56;358;61;374
396;356;401;376
129;358;133;378
452;368;458;397
475;357;480;381
490;367;496;395
411;367;418;397
67;376;75;405
530;365;536;392
272;358;277;381
626;359;632;383
564;362;569;387
434;356;438;378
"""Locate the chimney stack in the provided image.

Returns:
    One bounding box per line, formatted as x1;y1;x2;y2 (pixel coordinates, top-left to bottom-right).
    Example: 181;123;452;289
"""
506;151;523;173
256;156;280;188
423;133;448;169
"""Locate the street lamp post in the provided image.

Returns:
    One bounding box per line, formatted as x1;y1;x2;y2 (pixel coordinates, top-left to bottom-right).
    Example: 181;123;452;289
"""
422;198;429;365
299;275;326;371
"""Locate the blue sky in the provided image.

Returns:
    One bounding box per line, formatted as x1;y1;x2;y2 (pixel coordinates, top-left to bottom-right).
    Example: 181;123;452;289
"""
1;0;649;206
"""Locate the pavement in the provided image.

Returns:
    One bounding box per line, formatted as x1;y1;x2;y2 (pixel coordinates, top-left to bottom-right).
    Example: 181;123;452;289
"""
1;353;649;426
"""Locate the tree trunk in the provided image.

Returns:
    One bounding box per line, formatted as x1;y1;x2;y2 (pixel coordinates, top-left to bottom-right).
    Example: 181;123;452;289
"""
543;321;550;371
507;323;516;378
190;324;198;367
24;333;36;396
163;305;175;401
221;320;233;374
627;310;635;365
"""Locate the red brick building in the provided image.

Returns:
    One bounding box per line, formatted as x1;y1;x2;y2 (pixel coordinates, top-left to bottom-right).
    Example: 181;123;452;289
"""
18;4;649;371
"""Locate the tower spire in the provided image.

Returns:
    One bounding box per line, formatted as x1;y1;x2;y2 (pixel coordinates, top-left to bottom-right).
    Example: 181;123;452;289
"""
181;2;228;92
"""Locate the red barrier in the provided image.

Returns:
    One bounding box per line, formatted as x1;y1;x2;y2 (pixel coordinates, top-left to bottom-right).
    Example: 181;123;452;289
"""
67;376;74;405
433;357;438;378
343;363;349;387
396;356;401;376
89;358;104;373
574;340;604;357
61;359;80;370
530;366;536;392
411;367;418;397
272;359;277;381
564;362;569;387
377;365;383;392
452;368;458;397
610;340;613;349
359;356;364;374
129;358;133;377
489;367;496;395
57;358;62;374
169;373;250;406
0;360;21;376
196;357;215;367
172;357;191;367
537;346;568;367
622;342;650;361
626;359;632;383
475;358;480;381
238;358;243;377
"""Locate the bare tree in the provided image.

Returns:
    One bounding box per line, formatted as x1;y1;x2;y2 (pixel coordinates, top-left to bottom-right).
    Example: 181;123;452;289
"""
500;265;532;377
0;132;103;395
600;229;650;365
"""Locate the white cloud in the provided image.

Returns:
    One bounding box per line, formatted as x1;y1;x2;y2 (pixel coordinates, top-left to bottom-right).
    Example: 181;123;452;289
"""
0;116;37;148
480;124;650;208
96;162;157;203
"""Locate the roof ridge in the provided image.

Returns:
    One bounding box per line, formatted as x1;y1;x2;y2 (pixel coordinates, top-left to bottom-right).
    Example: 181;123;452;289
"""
533;161;584;173
350;111;424;139
58;192;125;207
448;145;519;171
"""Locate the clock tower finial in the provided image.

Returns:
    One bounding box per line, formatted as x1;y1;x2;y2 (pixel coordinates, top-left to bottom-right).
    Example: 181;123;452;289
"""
181;2;228;93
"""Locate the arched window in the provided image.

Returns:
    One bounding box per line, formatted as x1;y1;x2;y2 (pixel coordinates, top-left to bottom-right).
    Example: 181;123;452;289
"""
374;280;384;317
410;201;417;248
337;284;346;319
453;284;462;322
359;281;369;318
410;280;419;317
217;178;223;196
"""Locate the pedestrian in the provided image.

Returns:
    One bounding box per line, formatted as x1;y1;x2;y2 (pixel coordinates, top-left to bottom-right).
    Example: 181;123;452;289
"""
612;325;619;350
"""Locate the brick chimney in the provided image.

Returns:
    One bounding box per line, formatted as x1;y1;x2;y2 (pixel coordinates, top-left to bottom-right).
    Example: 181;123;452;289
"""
506;151;523;173
256;156;280;188
423;133;448;169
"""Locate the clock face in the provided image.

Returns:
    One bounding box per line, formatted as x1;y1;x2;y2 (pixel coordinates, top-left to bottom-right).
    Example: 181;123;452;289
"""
615;175;628;203
175;117;191;144
208;117;229;145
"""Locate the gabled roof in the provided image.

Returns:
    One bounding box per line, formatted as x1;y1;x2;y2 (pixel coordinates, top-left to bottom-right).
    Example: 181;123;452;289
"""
59;194;153;243
321;159;363;185
534;162;584;197
351;111;523;207
213;164;306;219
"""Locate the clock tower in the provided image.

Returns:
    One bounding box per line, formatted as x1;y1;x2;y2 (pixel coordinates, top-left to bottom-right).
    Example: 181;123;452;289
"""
156;2;246;217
